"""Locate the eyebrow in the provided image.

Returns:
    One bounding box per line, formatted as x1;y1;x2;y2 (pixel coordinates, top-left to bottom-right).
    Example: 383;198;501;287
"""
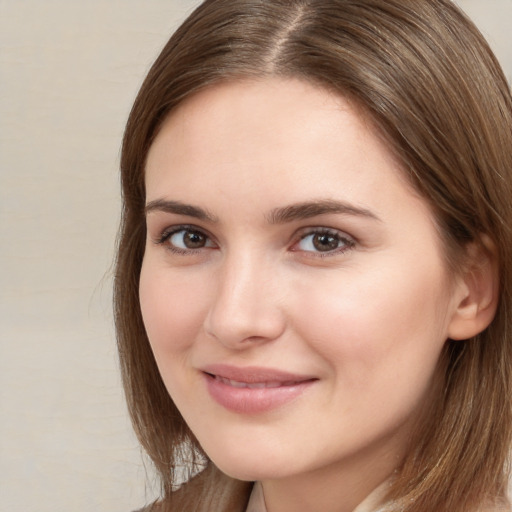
267;199;381;224
144;199;218;223
144;198;380;224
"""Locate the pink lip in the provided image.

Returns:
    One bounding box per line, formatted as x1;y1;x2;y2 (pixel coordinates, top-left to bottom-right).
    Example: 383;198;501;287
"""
201;364;317;414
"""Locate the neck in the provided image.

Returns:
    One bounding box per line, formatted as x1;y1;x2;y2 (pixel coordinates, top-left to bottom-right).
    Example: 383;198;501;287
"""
260;432;404;512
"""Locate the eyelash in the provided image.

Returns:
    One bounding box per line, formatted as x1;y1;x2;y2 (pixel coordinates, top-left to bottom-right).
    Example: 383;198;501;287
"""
155;225;216;255
154;225;356;257
292;228;355;257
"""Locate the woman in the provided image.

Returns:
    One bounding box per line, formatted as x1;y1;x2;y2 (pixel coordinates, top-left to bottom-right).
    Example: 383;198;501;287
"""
115;1;512;511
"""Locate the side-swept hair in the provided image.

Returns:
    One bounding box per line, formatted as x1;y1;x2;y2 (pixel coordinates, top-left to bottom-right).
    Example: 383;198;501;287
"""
115;1;512;510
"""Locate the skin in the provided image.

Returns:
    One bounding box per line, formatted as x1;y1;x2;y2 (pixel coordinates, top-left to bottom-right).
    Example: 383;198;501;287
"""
139;78;471;512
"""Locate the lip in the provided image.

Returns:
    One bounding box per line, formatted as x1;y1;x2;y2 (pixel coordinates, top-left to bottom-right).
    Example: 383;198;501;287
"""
201;364;317;414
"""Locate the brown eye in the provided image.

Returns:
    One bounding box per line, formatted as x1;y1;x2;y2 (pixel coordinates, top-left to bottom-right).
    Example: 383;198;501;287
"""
182;230;207;248
312;233;340;252
295;229;354;254
166;228;214;251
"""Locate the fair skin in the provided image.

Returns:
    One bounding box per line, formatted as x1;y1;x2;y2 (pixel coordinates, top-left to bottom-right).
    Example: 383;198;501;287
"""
139;78;489;512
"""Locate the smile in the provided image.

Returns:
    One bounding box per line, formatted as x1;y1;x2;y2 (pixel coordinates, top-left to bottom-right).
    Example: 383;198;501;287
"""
212;375;304;389
201;365;317;414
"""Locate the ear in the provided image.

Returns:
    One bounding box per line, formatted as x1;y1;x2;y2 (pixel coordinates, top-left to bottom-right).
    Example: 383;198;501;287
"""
447;236;499;341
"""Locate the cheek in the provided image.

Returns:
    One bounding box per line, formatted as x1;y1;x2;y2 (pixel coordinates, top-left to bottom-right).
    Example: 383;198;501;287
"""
139;259;209;355
292;263;451;400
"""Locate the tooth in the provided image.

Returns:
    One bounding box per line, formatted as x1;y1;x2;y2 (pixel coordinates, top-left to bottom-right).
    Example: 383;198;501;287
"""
229;379;248;388
214;375;302;389
248;383;266;389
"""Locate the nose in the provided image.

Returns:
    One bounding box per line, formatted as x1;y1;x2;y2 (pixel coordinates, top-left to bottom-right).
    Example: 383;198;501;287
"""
204;252;286;349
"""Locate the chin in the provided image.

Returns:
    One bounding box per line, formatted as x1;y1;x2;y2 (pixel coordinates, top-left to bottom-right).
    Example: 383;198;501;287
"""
203;442;294;482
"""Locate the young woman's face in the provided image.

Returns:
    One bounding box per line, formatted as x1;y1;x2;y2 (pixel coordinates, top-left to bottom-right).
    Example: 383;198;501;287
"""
140;79;464;486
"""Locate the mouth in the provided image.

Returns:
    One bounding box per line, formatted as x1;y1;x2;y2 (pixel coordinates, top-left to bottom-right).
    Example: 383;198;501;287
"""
210;375;305;389
201;364;317;414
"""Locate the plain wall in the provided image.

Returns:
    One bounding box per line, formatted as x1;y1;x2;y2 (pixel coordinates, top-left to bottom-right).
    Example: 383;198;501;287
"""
0;2;510;511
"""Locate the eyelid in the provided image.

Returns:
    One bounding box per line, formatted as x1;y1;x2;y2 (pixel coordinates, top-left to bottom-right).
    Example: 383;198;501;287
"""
151;223;355;257
290;226;356;256
153;224;217;251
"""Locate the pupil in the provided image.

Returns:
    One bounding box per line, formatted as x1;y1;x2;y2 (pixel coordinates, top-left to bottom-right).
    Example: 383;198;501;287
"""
184;231;205;249
313;233;338;251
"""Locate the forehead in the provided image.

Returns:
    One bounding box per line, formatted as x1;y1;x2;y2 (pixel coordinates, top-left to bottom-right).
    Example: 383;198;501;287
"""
145;78;425;223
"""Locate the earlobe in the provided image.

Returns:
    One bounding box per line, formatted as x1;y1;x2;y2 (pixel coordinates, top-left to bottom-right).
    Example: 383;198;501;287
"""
447;236;499;341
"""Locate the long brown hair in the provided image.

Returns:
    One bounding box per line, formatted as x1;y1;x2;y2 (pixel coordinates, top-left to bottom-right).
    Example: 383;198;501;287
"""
115;1;512;510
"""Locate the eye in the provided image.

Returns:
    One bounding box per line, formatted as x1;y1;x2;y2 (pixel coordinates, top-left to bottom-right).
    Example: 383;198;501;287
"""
158;226;216;253
294;229;354;254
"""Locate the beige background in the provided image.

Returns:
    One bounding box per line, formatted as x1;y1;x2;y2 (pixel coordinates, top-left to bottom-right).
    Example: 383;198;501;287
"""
0;2;510;511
